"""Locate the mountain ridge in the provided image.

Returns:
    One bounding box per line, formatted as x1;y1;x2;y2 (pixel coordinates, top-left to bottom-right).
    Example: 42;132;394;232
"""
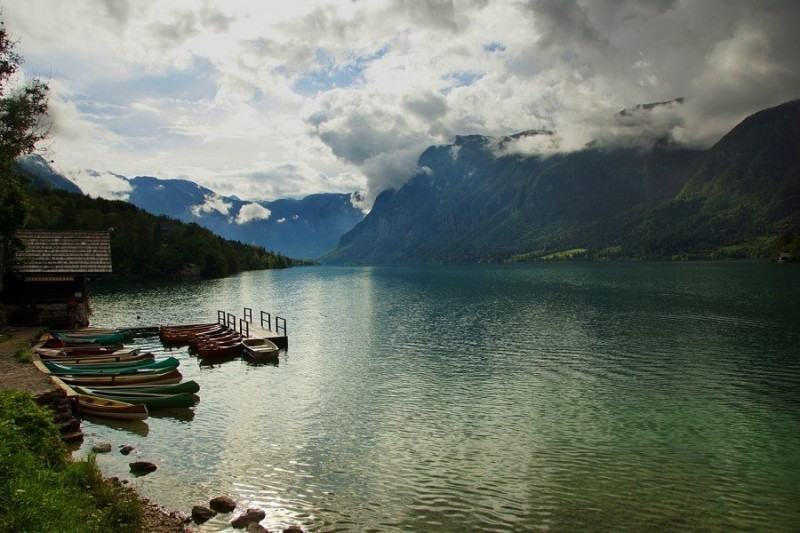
326;99;800;263
14;161;366;260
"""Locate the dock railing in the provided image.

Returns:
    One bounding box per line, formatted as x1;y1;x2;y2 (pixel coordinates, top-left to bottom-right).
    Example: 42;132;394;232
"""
216;307;288;348
239;318;250;338
275;316;287;337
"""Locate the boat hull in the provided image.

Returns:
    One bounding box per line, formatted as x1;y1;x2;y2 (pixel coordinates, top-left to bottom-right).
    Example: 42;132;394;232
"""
74;387;197;408
76;394;149;420
43;356;179;375
242;338;280;361
81;380;201;395
59;369;184;387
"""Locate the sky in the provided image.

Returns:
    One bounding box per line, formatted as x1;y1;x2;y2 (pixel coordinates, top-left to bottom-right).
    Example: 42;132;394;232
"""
4;0;799;209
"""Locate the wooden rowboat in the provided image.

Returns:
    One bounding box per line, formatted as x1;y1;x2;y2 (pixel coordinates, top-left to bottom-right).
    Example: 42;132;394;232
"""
160;322;218;332
35;348;147;365
58;369;184;387
160;323;224;343
189;330;240;347
51;331;128;345
76;394;149;420
80;380;200;395
74;387;197;408
242;337;280;361
43;356;179;375
52;328;134;341
197;340;243;359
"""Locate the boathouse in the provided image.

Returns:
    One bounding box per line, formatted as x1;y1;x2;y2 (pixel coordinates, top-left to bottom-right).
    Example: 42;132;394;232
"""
1;230;112;327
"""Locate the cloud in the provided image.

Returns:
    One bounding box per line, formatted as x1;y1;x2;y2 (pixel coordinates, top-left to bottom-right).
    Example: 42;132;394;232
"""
64;169;132;200
4;0;800;211
190;193;233;217
236;202;271;224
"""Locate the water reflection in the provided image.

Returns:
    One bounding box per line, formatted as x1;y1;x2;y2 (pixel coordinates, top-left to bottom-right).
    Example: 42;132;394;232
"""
82;263;800;532
81;416;149;437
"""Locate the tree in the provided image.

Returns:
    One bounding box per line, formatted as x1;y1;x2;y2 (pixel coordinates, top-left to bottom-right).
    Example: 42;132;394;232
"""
0;17;50;266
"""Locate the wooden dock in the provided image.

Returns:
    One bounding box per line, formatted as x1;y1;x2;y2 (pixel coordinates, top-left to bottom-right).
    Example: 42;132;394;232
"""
218;308;288;350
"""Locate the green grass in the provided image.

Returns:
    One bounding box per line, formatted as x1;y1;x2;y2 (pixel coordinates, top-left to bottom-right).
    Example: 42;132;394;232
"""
0;390;143;532
13;346;31;363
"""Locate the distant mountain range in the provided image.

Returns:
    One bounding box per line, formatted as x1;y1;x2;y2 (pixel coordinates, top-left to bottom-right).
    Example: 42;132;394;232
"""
325;99;800;263
15;158;366;260
17;99;800;264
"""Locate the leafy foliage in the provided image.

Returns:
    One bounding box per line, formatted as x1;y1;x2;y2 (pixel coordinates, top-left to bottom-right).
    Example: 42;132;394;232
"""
25;188;308;280
0;17;50;268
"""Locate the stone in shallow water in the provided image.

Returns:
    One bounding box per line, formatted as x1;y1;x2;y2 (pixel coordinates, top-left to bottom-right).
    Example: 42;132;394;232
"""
230;508;266;529
91;442;112;453
129;461;157;475
191;505;216;523
210;495;237;513
119;445;134;455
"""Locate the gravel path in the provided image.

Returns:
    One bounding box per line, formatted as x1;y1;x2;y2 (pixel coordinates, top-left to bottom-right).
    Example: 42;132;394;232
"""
0;327;52;394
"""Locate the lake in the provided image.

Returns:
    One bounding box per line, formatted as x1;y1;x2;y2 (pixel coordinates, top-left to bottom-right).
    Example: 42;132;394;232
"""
78;262;800;532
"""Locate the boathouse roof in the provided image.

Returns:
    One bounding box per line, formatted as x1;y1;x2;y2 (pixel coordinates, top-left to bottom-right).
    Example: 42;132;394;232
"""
14;230;113;275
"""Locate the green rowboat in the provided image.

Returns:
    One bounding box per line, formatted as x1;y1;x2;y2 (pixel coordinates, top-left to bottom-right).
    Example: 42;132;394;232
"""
43;356;180;375
80;380;201;395
73;387;198;408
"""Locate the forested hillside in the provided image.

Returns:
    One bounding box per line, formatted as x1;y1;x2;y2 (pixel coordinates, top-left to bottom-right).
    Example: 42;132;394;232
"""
326;100;800;263
23;189;306;280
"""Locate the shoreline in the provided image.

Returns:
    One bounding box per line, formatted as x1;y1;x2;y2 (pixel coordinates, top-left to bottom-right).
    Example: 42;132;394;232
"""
0;327;194;532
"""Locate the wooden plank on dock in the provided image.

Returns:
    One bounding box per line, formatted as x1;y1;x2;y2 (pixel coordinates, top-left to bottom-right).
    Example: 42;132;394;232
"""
245;324;288;350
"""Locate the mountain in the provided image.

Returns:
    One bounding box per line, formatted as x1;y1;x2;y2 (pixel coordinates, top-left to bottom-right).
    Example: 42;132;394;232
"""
14;155;83;194
126;176;365;259
325;99;800;263
13;159;366;260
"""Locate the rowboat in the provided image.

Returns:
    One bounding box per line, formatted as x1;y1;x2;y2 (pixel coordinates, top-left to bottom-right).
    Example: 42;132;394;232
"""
39;337;125;355
79;380;201;395
58;369;184;387
52;328;135;341
76;394;149;420
198;340;243;359
42;352;155;368
51;331;128;345
242;337;280;361
42;356;179;375
189;330;240;347
73;387;198;408
160;323;225;343
35;348;148;365
160;322;218;332
35;346;141;359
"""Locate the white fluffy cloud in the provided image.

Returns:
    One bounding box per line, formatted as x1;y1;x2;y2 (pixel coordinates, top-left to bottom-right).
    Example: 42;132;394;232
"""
190;193;233;217
5;0;799;209
236;202;272;224
67;169;132;200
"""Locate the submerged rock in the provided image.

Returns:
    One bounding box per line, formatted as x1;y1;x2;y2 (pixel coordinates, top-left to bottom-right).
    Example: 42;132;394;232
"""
129;461;157;475
191;505;216;523
210;495;237;513
119;445;134;455
231;508;266;529
91;442;112;453
246;523;270;533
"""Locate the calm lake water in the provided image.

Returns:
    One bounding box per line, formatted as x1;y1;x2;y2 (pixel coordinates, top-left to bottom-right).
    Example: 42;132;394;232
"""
78;262;800;532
